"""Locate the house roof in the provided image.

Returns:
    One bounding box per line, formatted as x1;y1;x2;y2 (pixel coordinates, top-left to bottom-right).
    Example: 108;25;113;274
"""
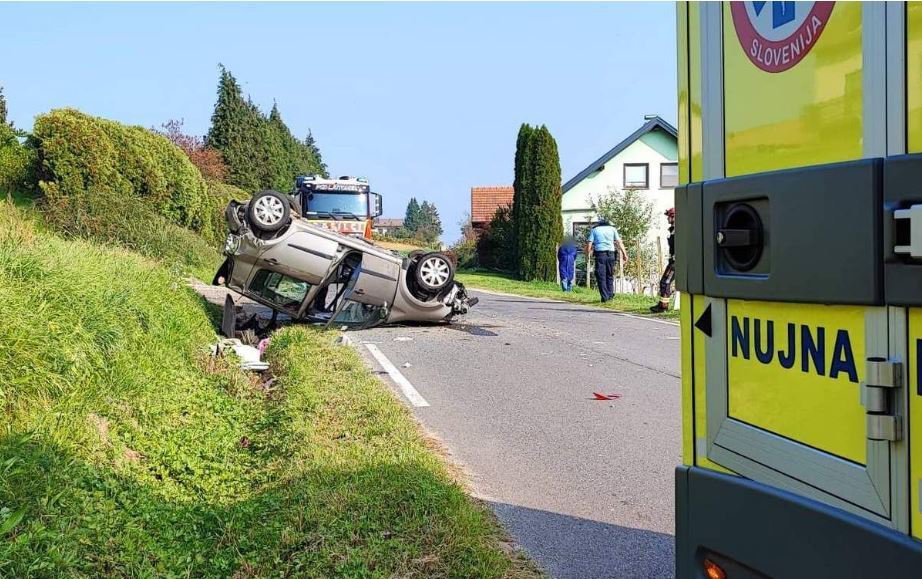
471;186;514;224
374;218;404;228
562;116;678;194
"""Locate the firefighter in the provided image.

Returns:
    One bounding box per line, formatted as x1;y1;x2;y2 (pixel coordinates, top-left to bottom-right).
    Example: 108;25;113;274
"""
650;207;675;313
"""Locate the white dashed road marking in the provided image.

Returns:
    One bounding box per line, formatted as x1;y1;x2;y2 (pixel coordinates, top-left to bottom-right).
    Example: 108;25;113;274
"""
365;343;430;407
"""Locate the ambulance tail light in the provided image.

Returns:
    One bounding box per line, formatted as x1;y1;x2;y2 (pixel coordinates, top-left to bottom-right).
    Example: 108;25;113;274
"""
703;559;726;579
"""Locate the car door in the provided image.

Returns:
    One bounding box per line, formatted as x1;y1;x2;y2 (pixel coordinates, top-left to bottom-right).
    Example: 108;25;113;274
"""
348;252;400;307
255;225;341;285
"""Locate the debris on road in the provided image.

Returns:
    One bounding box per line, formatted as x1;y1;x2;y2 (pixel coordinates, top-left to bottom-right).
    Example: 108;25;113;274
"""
402;362;412;368
394;336;413;342
335;335;354;346
592;392;622;401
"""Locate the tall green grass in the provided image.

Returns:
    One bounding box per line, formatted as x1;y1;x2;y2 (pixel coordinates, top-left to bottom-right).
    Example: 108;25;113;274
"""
0;207;537;577
39;190;223;281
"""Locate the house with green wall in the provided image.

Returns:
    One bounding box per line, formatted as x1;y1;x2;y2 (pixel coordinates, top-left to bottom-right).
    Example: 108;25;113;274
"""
561;115;678;250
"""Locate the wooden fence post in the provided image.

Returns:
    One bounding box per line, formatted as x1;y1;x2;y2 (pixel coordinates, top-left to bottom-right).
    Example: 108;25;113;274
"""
586;252;592;289
634;240;642;294
555;244;560;286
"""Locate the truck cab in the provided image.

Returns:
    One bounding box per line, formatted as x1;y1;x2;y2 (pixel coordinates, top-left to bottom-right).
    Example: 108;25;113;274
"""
293;175;383;239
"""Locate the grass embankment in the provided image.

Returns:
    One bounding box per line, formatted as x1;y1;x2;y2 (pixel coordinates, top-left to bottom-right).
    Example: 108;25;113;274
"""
0;207;537;577
456;270;680;320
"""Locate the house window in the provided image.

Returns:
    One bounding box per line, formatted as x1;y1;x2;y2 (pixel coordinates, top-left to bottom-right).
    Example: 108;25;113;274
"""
660;163;678;189
623;163;649;189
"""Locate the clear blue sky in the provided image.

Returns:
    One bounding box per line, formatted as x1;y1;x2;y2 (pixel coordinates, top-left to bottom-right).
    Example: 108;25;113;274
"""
1;1;677;242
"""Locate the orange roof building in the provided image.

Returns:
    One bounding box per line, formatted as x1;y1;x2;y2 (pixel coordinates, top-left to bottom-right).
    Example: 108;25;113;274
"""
470;186;514;228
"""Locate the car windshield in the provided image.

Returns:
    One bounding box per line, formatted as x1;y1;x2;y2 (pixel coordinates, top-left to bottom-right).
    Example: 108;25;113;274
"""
305;192;369;218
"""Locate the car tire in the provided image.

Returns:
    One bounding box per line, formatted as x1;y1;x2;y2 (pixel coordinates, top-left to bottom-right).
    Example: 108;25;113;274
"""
247;190;290;233
414;252;455;292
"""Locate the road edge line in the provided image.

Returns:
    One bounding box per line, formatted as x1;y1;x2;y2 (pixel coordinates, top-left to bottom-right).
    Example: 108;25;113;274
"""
365;343;430;407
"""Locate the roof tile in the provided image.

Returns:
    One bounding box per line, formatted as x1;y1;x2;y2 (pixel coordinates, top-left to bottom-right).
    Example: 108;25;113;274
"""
470;186;514;224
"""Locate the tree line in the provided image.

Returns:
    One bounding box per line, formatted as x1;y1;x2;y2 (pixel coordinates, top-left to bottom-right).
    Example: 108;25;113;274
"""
205;66;327;193
394;197;442;244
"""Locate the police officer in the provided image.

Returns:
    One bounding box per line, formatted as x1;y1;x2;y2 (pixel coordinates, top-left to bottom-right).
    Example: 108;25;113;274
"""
651;207;676;313
586;219;628;303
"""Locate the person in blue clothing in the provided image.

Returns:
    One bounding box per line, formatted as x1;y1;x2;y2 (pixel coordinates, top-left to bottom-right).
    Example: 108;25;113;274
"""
586;219;629;303
557;237;578;292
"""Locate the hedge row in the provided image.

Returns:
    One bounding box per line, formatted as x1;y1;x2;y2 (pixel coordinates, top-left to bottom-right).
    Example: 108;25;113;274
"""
32;109;247;246
0;124;34;195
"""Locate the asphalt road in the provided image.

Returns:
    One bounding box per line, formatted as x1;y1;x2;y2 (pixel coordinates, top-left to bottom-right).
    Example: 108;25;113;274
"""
356;290;681;579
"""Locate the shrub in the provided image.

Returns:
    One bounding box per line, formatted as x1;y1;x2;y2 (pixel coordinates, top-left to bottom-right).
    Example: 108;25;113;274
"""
0;124;36;195
157;119;228;182
450;237;477;270
476;206;515;271
33;109;212;236
203;179;249;245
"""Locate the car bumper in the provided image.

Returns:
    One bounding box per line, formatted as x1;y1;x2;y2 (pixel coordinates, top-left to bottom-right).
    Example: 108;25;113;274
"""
675;466;922;578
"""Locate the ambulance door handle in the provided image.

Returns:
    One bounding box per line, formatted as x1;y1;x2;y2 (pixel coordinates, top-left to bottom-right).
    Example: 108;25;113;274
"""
863;358;902;442
894;205;922;258
716;203;764;272
716;228;757;247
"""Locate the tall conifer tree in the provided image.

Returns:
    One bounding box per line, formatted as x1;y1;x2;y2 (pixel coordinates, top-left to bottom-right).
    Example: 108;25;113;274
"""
512;124;534;274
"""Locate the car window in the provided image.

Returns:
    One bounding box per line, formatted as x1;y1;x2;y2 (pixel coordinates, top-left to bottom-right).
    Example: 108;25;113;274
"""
250;269;311;311
333;300;386;328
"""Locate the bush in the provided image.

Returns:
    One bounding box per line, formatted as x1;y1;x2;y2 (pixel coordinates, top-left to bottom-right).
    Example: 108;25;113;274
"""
0;124;35;195
204;179;250;245
33;109;213;237
157;119;228;182
476;206;515;271
450;236;477;270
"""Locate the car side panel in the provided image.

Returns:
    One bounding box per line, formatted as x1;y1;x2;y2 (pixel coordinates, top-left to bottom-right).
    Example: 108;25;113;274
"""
257;228;341;285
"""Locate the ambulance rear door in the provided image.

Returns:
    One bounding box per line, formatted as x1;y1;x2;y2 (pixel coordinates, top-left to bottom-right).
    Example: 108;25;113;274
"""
677;1;909;530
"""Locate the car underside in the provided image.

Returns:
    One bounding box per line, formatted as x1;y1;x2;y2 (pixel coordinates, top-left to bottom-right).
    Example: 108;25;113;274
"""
214;190;477;330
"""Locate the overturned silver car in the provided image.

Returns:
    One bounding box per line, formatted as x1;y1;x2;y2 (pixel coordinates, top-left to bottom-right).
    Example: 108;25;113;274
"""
213;190;477;330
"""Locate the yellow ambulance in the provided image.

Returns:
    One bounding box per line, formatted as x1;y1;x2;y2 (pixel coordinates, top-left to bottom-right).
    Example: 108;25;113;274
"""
676;2;922;576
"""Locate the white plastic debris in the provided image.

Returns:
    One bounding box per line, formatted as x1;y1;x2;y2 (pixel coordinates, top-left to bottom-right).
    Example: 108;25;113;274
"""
394;336;413;342
402;362;412;368
336;335;353;346
213;338;269;371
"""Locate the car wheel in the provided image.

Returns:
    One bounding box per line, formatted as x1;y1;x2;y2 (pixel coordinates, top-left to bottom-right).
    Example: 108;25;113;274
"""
414;252;455;292
247;190;290;232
